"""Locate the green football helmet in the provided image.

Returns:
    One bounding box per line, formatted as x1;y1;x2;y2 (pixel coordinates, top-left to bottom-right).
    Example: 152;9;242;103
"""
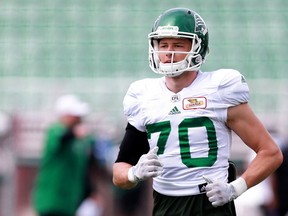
148;8;209;77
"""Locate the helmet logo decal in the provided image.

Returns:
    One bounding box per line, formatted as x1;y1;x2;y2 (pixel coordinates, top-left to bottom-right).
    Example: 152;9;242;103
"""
156;26;179;36
194;14;207;35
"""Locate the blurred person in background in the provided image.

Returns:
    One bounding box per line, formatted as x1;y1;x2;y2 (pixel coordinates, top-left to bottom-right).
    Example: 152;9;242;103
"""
265;134;288;216
32;94;103;216
112;7;283;216
273;140;288;216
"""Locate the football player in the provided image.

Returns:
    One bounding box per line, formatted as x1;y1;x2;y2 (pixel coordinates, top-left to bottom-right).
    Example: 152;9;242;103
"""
113;8;283;216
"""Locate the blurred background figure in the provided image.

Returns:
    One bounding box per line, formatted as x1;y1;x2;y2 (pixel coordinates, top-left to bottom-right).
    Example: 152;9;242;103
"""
263;133;288;216
235;129;288;216
273;138;288;216
31;94;103;216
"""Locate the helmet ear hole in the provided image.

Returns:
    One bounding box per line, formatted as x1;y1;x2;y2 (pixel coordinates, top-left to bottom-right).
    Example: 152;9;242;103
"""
193;55;202;65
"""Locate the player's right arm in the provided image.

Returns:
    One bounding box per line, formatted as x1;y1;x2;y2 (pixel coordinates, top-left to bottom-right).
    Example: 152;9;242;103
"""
113;123;163;189
113;162;135;189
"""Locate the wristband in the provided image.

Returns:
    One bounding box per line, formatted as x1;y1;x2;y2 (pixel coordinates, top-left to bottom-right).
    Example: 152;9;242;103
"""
128;167;138;183
230;177;247;198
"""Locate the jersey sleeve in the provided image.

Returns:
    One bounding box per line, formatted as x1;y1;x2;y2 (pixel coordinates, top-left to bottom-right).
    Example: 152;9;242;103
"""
115;123;149;165
123;80;146;132
218;69;250;107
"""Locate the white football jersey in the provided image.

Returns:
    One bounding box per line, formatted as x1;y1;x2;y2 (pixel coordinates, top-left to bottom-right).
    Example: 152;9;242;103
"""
123;69;249;196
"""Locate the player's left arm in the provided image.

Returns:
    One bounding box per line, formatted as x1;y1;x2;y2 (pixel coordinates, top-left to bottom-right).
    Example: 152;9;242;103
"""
205;102;283;207
226;102;283;188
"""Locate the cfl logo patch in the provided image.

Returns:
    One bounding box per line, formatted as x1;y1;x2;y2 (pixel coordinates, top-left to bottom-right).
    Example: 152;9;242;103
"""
171;94;180;102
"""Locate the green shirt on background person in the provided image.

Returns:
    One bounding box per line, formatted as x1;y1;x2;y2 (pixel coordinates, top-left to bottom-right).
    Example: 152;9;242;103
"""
33;122;94;216
32;94;95;216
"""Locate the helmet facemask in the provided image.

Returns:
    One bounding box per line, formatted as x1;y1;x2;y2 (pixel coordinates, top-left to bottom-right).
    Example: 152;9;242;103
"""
149;33;204;77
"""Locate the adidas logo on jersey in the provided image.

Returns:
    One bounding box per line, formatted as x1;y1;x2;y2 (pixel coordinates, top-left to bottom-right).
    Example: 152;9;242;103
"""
198;183;208;193
168;106;181;115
